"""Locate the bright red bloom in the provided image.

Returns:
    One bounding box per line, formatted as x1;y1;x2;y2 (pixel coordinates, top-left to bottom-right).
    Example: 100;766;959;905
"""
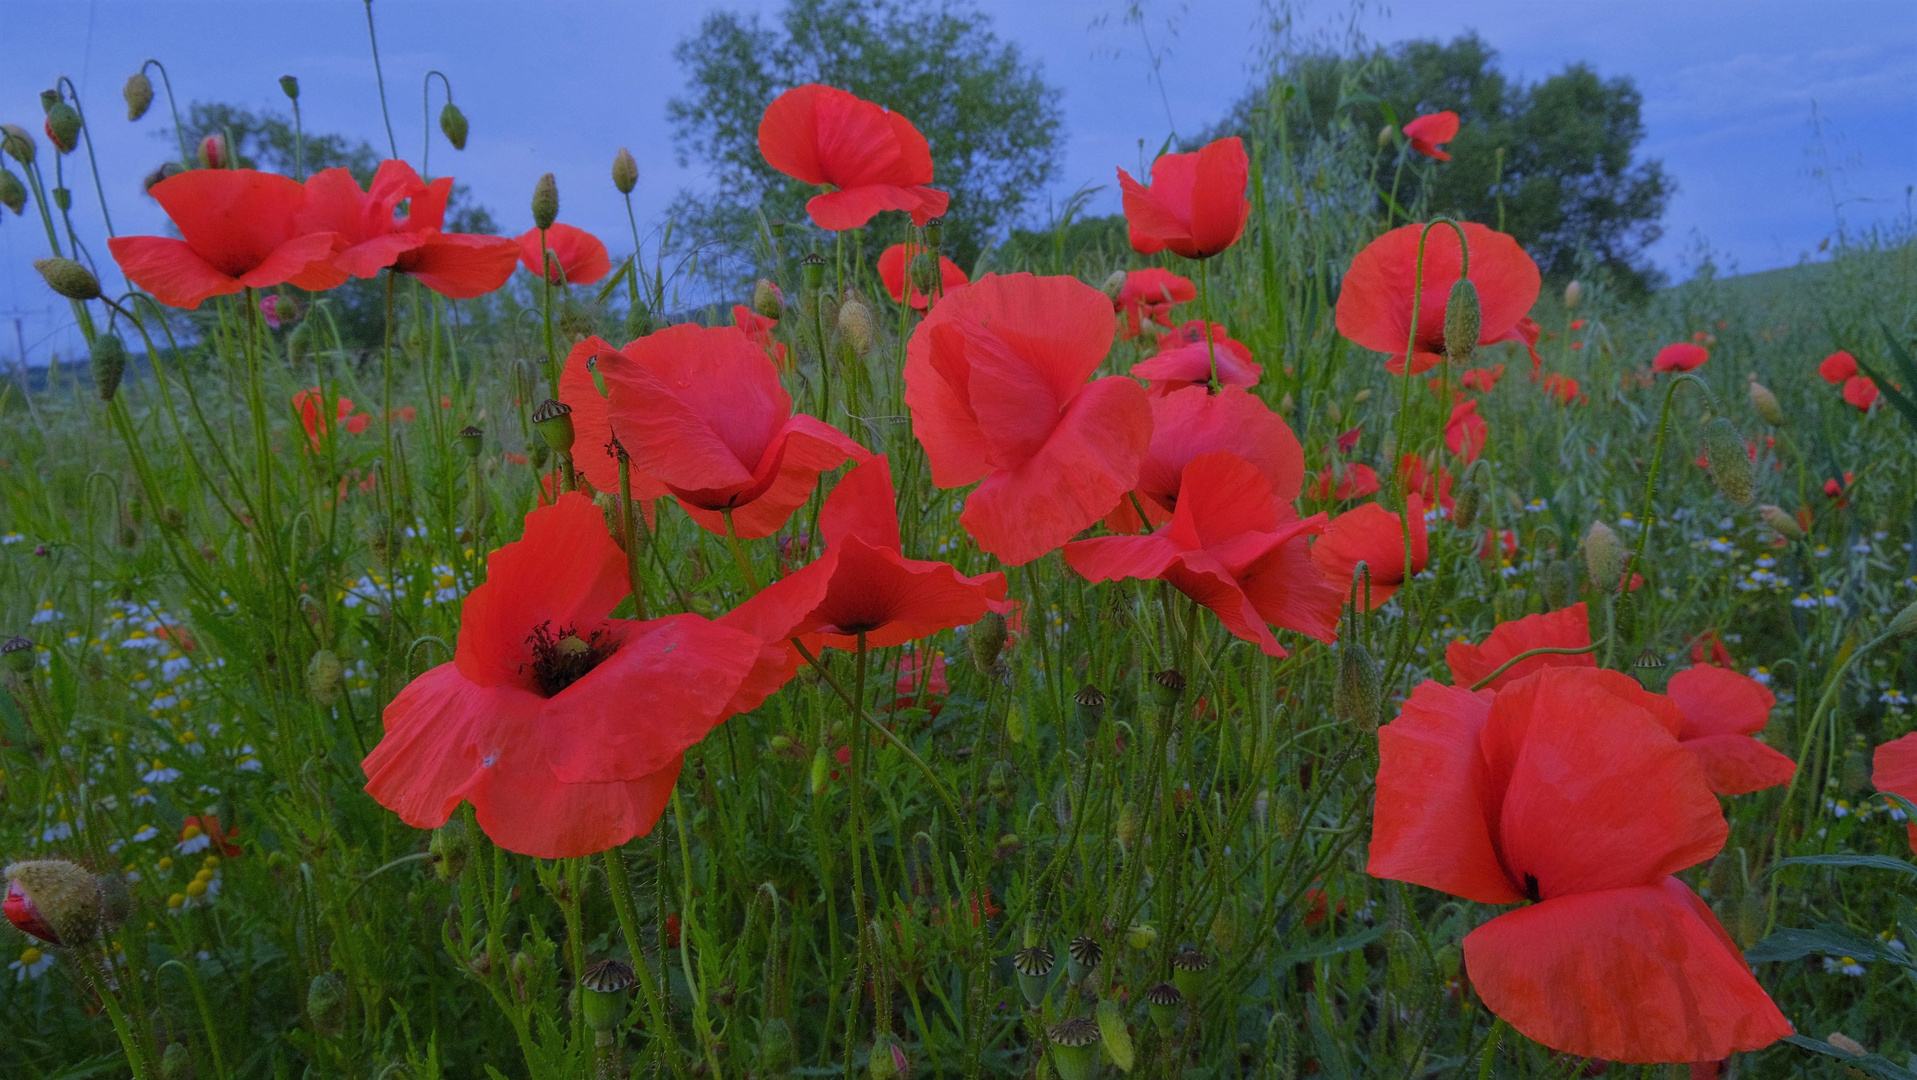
557;337;670;512
1130;320;1261;395
517;223;611;285
1336;425;1363;452
1398;453;1455;513
1541;373;1582;404
1309;462;1381;503
3;878;60;944
344;414;371;435
1843;375;1878;411
1461;364;1505;392
877;242;967;309
1873;733;1917;849
1447;604;1595;691
296;160;519;299
1102;385;1301;534
732;304;789;368
1818;350;1857;383
1336;222;1542;376
1653;343;1709;373
1311;496;1428;609
1570;319;1586;331
1402;111;1460;160
1665;666;1795;795
1445;399;1487;463
723;456;1009;662
1688;631;1734;668
1066;452;1341;657
108;169;340;310
1501;316;1543;374
1113;267;1196;339
362;493;764;858
757;84;949;230
599;323;866;539
894;647;949;713
293;387;364;451
904;272;1150;565
1823;472;1854;506
1368;669;1792;1063
1477;528;1517;561
1118;137;1250;260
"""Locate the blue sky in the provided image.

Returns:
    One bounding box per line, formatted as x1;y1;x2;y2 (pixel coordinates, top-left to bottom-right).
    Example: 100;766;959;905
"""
3;0;1912;365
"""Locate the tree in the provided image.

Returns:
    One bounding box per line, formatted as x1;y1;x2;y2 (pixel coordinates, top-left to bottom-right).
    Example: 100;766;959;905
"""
667;0;1063;276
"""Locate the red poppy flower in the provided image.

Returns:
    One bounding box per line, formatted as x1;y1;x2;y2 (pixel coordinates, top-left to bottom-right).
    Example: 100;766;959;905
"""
1873;733;1917;849
1066;452;1340;656
894;647;948;713
1402;111;1460;160
1665;666;1795;795
293;387;365;451
1843;375;1878;411
361;493;764;858
1818;351;1857;383
1823;472;1854;506
1500;316;1544;374
1653;343;1709;373
1130;320;1261;395
1476;529;1517;561
108;169;341;310
1103;385;1302;534
722;456;1009;665
732;304;789;368
3;877;60;944
180;814;244;858
1570;319;1586;331
1336;425;1363;452
1688;631;1733;668
1445;399;1487;463
904;272;1150;566
1113;267;1196;340
557;337;670;517
1398;453;1455;513
1369;669;1791;1063
1117;136;1250;260
516;223;611;285
1337;222;1542;376
1461;364;1505;392
1309;462;1381;502
296;161;519;299
877;242;967;309
757;84;949;230
1446;604;1594;691
599;323;867;539
1541;373;1582;404
1311;496;1428;609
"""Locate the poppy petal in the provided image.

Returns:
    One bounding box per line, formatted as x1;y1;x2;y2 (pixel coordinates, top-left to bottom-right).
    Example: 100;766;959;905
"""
1682;734;1796;795
1874;733;1917;848
1666;665;1774;739
802;538;1007;651
151;168;309;276
107;235;242;310
680;415;870;539
238;231;345;291
397;232;522;299
1188;137;1250;257
1444;603;1594;690
467;741;682;859
362;662;509;830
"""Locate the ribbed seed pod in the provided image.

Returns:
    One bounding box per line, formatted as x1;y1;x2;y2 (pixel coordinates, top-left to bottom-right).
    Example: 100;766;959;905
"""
1170;946;1211;1000
1699;417;1754;505
532;399;575;454
1145;981;1183;1034
1047;1017;1101;1080
580;958;634;1033
1012;944;1055;1008
1066;936;1102;983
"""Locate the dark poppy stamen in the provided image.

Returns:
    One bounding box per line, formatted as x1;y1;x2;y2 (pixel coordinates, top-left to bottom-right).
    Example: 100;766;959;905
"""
1523;873;1541;903
524;621;616;697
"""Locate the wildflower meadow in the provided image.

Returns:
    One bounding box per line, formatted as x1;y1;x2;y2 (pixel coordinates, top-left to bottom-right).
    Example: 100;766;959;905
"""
2;5;1916;1079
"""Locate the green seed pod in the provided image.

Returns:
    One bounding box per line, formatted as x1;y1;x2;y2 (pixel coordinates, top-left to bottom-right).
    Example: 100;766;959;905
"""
580;958;634;1033
1334;641;1383;732
90;332;127;402
458;425;484;459
758;1015;797;1077
1101;270;1127;301
160;1042;191;1080
439;102;469;151
279;75;301;101
752;278;783;320
612;147;638;195
429;817;471;881
1066;935;1102;984
909;251;941;296
0;169;24;214
1758;505;1803;541
1073;685;1107;728
1443;277;1480;366
2;124;37;165
306;971;348;1037
1012;944;1054;1008
305;649;343;706
923;217;943;251
1095;997;1134;1072
801;253;826;291
1749;381;1785;426
1047;1017;1101;1080
1583;521;1624;593
532;399;576;455
969;611;1007;674
1170;946;1211;1001
124;72;154;121
809;744;831;796
531;172;558;231
837;294;874;356
35;257;102;301
1151;668;1186;709
1700;417;1754;505
768;217;787;239
4;860;103;945
45;102;81;154
4;635;35;674
1145;981;1182;1035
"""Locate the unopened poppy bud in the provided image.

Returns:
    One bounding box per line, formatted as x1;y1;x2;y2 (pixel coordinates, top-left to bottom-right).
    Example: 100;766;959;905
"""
1563;279;1581;310
1115;802;1138;848
198;133;227;169
428;817;470;881
1066;935;1102;983
987;759;1014;803
1152;668;1186;708
1758;504;1802;541
1146;981;1183;1034
5;860;102;945
909;251;941;295
532;399;575;455
90;332;127;402
923;217;943;250
279;75;300;100
809;744;831;796
1542;558;1582;610
1334;641;1382;732
1583;521;1623;593
124;73;154;121
531;172;558;231
1700;417;1754;505
1443;277;1480;366
580;957;634;1034
458;425;483;458
306;971;348;1036
304;648;343;705
1;125;36;165
45;102;80;154
758;1016;797;1074
1126;922;1157;951
3;636;33;673
0;169;23;214
1047;1017;1100;1080
752;278;783;320
1170;946;1212;1000
969;611;1008;674
1377;123;1395;148
1887;599;1917;640
1450;475;1483;531
1012;944;1054;1008
439;102;468;151
1840;750;1870;797
96;872;132;931
801;253;826;291
611;147;638;194
1748;381;1785;426
52;186;71;211
867;1033;905;1080
160;1042;190;1079
837;295;874;356
35;257;101;301
1101;270;1127;301
1094;997;1134;1069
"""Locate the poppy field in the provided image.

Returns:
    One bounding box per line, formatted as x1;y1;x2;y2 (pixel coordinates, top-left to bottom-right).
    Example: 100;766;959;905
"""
4;25;1917;1080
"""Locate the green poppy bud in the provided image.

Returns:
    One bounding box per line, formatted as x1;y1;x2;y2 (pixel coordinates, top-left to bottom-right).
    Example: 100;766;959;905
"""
809;744;831;797
969;611;1007;674
1700;417;1754;505
837;294;873;356
1542;558;1582;610
1887;598;1917;640
867;1033;905;1080
90;332;127;402
1334;640;1382;732
1443;276;1480;367
612;147;638;195
531;172;558;231
306;971;348;1037
923;217;943;251
1563;279;1581;310
45;102;81;154
1;124;37;165
752;278;783;320
1094;997;1134;1072
4;859;102;945
758;1016;797;1076
0;169;24;214
1757;505;1802;541
279;76;301;100
909;251;941;296
197;133;227;170
1583;520;1624;593
429;817;471;881
1101;270;1127;301
160;1042;191;1080
35;257;100;301
1125;923;1157;951
1748;382;1785;426
439;102;468;151
124;73;154;121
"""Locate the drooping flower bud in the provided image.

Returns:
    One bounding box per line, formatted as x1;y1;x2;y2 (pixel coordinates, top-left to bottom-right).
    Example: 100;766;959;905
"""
197;133;227;170
279;76;300;101
1047;1017;1101;1080
1563;279;1581;309
2;636;33;674
969;611;1008;674
1450;470;1484;531
1333;641;1383;732
305;649;343;705
1748;381;1785;426
439;102;468;151
1145;981;1183;1034
611;147;638;195
532;399;576;455
1377;123;1396;148
0;169;24;215
1443;277;1480;366
458;425;483;458
758;1016;797;1075
752;278;783;320
1699;417;1754;505
4;860;102;946
1582;520;1624;593
1101;270;1127;301
124;73;154;121
306;971;349;1036
44;102;81;154
866;1033;905;1080
531;172;558;230
35;257;101;300
909;251;941;296
90;332;127;401
1757;504;1803;541
1125;922;1157;951
837;294;873;356
1012;944;1054;1008
580;957;634;1034
1;125;36;165
52;186;71;211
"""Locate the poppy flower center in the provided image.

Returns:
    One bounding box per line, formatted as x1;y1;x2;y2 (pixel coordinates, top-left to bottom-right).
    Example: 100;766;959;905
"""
1522;873;1541;903
523;622;616;697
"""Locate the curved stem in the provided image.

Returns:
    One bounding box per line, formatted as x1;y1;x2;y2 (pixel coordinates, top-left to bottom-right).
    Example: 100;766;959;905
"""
362;0;399;159
57;77;114;238
142;60;192;167
1609;371;1708;667
422;71;451;179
